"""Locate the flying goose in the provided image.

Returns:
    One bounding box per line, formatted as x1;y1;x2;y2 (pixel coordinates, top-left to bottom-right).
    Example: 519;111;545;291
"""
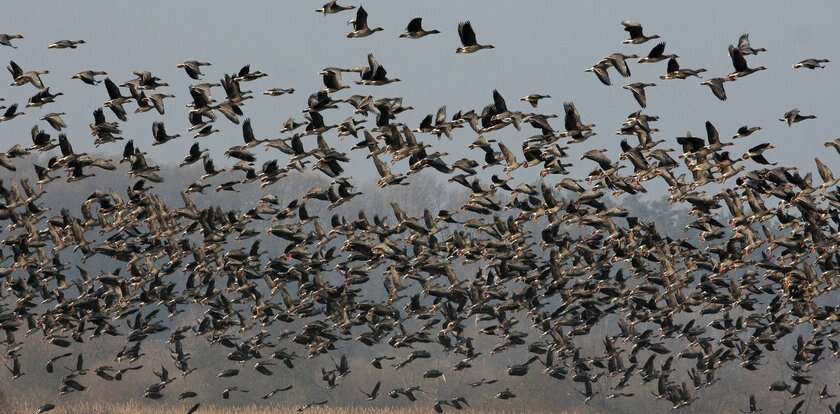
400;18;440;38
793;58;830;69
0;103;24;122
316;0;355;14
603;53;638;77
660;57;706;80
732;125;760;139
621;21;660;44
264;87;295;96
0;33;23;48
623;82;655;108
41;112;67;131
779;108;816;126
355;53;400;85
72;70;107;85
519;94;550;108
347;6;383;38
320;69;350;92
727;45;766;79
700;77;731;101
737;33;766;55
586;62;611;85
48;40;85;49
456;21;494;54
177;60;212;79
151;121;180;145
638;42;676;63
8;60;49;89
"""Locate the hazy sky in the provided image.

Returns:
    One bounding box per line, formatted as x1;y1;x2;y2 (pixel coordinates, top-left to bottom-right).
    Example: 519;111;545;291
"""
1;1;839;184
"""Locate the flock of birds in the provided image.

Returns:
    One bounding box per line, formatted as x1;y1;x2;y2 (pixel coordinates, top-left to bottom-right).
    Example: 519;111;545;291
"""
1;2;840;414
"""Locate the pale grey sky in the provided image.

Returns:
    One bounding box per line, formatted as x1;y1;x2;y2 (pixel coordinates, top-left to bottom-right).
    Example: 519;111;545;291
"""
1;1;838;183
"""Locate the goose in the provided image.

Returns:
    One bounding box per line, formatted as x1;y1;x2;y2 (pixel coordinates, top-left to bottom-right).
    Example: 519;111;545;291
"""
26;87;63;107
793;58;829;69
638;42;676;63
700;77;731;101
8;60;49;89
586;62;611;85
732;125;760;139
814;157;839;188
180;142;207;167
623;82;655;108
151;121;180;145
400;18;440;38
660;57;706;80
40;112;67;131
825;138;840;155
177;60;212;79
741;143;776;165
264;88;295;96
48;40;85;49
347;7;383;38
233;64;267;82
519;94;550;108
320;69;350;92
316;0;355;14
621;20;660;44
355;53;400;85
0;103;24;122
737;33;766;55
456;21;494;54
0;33;23;48
779;109;815;126
71;70;107;85
603;53;638;77
727;45;766;79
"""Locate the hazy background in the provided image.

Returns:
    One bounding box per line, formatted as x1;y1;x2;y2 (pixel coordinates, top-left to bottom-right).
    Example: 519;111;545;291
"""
0;0;838;185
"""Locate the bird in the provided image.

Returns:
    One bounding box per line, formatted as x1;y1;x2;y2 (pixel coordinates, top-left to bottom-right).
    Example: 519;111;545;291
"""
456;21;494;53
621;20;660;44
361;381;381;400
623;82;655;107
48;39;86;49
177;60;212;79
779;108;816;126
72;70;108;85
151;121;180;145
347;6;383;38
793;58;830;69
585;62;611;85
737;33;766;55
0;33;23;48
316;0;355;14
728;45;767;79
638;42;676;63
700;77;731;101
519;94;550;108
0;103;24;122
400;18;440;38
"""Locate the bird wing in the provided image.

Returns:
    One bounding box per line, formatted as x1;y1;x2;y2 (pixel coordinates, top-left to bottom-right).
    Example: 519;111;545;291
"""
355;6;368;30
705;121;720;145
458;21;477;46
666;57;680;73
406;17;422;32
621;20;643;38
729;45;747;71
242;118;255;143
648;42;665;58
737;33;750;49
104;78;122;99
